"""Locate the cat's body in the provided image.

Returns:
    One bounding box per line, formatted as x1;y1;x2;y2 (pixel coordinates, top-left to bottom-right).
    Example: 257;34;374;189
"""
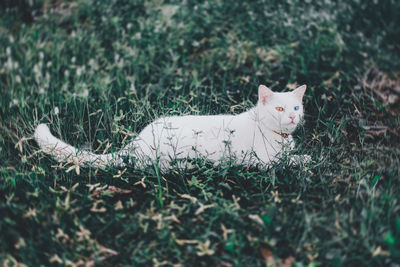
34;85;310;170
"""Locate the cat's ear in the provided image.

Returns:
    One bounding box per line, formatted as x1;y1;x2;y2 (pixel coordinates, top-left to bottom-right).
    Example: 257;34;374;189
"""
293;85;306;100
258;85;274;105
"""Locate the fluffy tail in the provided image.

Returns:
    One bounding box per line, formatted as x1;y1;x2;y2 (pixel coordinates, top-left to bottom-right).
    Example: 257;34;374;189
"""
34;124;124;168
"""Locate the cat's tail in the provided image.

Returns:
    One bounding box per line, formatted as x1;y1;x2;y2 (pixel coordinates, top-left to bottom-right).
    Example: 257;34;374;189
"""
34;124;125;168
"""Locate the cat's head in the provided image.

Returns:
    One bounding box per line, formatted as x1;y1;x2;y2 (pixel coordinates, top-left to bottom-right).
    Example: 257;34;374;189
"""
257;84;306;134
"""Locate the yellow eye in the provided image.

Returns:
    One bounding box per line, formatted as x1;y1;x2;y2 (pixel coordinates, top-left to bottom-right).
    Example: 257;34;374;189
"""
275;107;284;112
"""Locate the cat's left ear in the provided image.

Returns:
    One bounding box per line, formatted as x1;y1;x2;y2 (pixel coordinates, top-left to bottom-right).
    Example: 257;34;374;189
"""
293;85;306;100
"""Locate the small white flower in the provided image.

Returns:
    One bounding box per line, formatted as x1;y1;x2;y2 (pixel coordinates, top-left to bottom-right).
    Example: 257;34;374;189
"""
117;58;124;68
5;57;13;70
88;58;98;70
6;47;11;56
45;72;50;82
47;61;52;68
33;64;39;74
73;83;89;98
71;56;76;64
39;52;44;60
102;75;111;85
127;23;133;30
81;89;89;98
33;64;42;83
54;106;59;115
64;70;70;77
76;66;85;77
271;190;282;203
61;83;68;91
129;83;136;93
15;75;21;83
9;36;15;43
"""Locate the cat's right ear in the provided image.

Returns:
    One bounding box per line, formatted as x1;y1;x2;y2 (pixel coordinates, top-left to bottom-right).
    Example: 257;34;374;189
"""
293;85;306;100
258;85;274;105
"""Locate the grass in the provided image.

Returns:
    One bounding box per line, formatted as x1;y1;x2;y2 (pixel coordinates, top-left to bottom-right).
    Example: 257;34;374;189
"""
1;0;400;266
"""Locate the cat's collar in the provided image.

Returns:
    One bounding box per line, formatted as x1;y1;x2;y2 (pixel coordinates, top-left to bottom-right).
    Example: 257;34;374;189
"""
273;130;289;138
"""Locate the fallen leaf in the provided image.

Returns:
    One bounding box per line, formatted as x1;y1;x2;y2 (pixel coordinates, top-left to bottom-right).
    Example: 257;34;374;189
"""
112;168;127;178
23;208;37;218
196;240;215;256
114;200;123;210
175;239;199;246
106;186;132;194
372;246;390;257
152;258;169;267
91;200;106;213
152;213;163;230
232;195;241;208
86;183;101;192
195;203;214;215
180;194;197;203
271;191;281;203
164;214;180;223
287;83;299;90
49;254;62;264
98;245;118;256
134;177;147;188
363;67;400;114
260;245;276;267
362;125;388;137
240;76;250;83
66;162;80;175
230;104;243;113
76;225;91;241
55;228;69;243
221;224;234;240
96;245;119;262
248;214;264;226
71;183;79;191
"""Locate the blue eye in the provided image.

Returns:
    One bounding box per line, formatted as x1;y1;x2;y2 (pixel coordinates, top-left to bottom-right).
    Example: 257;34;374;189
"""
294;106;299;111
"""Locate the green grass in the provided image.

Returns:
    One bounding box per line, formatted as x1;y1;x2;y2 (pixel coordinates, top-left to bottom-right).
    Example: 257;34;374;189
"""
1;0;400;266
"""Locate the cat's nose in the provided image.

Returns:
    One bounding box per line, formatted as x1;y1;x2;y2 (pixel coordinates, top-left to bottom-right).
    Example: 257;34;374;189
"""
289;114;295;121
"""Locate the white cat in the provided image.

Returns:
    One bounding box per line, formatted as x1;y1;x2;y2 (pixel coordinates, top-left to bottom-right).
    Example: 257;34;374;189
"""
34;85;310;171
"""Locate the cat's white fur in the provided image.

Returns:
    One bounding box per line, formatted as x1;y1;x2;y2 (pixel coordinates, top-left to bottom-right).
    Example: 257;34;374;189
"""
34;85;310;170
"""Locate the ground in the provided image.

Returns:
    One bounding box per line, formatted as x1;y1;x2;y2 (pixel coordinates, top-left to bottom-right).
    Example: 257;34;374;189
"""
0;0;399;266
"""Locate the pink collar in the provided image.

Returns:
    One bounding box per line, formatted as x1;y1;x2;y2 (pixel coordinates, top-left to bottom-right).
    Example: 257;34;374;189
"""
273;130;289;138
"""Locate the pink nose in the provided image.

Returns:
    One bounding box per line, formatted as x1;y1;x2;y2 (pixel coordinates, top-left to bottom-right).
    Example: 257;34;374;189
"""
289;115;295;121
